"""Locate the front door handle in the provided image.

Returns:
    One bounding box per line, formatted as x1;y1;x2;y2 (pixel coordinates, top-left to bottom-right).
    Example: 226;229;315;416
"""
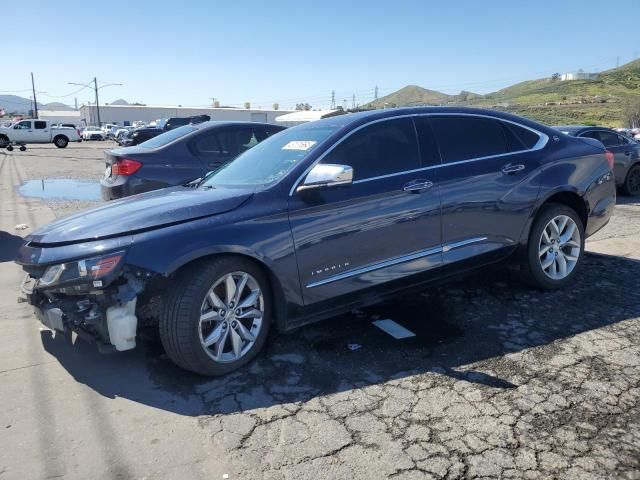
501;163;525;174
403;179;433;193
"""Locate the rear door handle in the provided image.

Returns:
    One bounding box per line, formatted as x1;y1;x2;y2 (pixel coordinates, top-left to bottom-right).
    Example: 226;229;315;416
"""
403;179;433;193
501;163;525;174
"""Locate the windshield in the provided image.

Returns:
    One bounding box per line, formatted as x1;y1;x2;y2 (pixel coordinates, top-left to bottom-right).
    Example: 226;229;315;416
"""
201;125;338;187
138;125;196;148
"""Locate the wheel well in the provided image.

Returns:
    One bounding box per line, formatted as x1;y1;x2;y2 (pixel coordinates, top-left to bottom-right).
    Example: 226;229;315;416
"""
540;191;588;228
53;134;68;140
171;252;288;331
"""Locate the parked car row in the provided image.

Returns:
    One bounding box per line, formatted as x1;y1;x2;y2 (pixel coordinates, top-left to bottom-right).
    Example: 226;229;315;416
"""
18;107;616;376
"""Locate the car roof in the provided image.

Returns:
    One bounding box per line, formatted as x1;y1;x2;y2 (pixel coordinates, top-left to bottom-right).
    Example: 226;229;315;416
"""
192;120;285;131
299;106;555;134
553;125;622;136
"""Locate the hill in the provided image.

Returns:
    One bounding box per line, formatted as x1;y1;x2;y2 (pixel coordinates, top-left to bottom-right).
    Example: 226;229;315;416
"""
367;85;451;108
364;60;640;126
0;95;75;114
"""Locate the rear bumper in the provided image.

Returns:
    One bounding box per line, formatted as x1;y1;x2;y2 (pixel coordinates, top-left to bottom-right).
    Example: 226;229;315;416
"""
586;193;615;237
100;177;168;201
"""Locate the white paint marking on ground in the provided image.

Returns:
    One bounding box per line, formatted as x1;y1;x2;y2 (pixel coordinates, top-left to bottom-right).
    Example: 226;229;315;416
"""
372;319;416;339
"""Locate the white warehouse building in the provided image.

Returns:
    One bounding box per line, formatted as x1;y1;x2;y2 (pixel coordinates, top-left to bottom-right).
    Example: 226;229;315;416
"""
78;104;294;127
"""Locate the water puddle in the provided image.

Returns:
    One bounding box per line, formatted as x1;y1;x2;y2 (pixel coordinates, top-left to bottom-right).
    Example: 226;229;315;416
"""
18;179;101;201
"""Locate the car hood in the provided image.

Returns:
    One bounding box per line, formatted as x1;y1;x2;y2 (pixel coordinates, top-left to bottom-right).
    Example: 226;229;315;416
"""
27;186;254;246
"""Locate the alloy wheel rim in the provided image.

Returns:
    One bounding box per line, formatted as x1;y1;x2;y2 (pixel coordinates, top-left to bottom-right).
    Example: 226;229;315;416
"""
198;271;264;363
539;215;581;280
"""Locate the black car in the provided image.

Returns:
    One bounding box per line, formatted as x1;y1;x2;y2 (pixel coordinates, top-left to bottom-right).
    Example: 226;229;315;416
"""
102;121;284;200
18;107;615;376
555;125;640;196
117;127;163;147
163;115;210;131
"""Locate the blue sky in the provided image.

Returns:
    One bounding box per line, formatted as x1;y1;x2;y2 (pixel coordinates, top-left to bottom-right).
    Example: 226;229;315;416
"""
4;0;639;110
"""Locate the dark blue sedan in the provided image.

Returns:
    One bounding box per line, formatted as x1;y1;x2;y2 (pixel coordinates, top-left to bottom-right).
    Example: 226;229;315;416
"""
18;107;615;375
101;121;285;200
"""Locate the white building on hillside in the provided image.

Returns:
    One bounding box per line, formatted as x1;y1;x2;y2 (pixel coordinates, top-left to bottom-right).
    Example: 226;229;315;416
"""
560;71;599;81
78;104;293;127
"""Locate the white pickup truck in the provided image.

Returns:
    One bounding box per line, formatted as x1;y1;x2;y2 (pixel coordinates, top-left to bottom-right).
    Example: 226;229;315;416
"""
0;119;81;149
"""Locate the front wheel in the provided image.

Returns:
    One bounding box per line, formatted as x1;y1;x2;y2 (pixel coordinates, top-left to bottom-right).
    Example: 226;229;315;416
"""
621;164;640;196
159;257;271;376
522;204;585;290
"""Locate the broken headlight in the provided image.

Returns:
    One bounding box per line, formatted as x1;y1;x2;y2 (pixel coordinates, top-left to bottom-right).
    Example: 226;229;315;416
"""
38;251;126;288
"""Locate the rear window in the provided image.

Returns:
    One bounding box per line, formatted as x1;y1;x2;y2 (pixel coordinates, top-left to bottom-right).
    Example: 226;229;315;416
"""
138;126;196;148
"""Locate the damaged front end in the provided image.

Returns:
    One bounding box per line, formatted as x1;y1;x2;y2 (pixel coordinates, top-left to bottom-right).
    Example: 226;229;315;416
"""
19;249;159;352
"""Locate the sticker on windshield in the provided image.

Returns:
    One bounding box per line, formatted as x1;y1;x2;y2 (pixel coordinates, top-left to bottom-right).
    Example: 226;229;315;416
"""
282;140;316;151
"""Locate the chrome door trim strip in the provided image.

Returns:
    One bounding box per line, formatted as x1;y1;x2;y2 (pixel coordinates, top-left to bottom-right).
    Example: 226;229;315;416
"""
441;236;488;253
306;235;490;288
306;246;443;289
289;112;549;196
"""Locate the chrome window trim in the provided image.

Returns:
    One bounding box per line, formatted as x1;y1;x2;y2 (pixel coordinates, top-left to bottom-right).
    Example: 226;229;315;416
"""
289;112;549;195
305;236;488;288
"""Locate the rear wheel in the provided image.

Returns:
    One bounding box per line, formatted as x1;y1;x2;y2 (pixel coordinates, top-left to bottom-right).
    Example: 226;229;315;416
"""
159;256;271;376
522;204;585;289
54;135;68;148
622;164;640;196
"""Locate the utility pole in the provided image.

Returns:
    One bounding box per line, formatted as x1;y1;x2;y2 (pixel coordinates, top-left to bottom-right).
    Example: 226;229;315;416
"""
69;78;122;127
31;72;38;119
352;94;355;109
331;90;336;109
93;77;101;126
374;85;378;101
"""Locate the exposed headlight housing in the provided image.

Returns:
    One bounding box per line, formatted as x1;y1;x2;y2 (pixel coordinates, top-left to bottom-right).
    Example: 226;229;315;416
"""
38;251;126;288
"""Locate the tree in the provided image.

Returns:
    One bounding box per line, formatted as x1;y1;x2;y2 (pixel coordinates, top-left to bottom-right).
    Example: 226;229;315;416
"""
295;103;312;111
622;97;640;128
551;73;560;81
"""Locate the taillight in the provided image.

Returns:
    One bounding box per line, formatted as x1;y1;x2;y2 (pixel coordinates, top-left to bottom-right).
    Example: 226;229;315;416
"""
605;150;614;170
77;129;80;137
112;158;142;176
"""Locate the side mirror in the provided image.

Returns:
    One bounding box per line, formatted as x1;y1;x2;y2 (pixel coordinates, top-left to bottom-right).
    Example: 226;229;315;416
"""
297;164;353;192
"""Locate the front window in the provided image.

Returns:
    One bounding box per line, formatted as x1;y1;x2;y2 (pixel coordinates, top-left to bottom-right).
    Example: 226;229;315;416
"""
201;125;338;187
138;125;196;148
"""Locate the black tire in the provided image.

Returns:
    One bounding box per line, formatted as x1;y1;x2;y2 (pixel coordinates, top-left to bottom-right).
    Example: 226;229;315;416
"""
521;204;585;290
159;256;272;376
0;135;9;148
54;135;68;148
19;145;26;151
621;164;640;197
6;145;13;152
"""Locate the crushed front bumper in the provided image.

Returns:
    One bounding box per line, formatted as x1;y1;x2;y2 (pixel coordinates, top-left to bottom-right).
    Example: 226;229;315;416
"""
19;273;141;352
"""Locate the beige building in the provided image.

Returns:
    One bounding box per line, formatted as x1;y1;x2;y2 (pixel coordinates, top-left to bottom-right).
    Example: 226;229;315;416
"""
79;104;293;127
